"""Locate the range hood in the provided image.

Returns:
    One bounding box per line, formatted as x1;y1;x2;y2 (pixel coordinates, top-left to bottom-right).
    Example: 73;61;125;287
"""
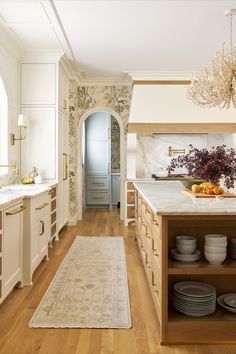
128;83;236;134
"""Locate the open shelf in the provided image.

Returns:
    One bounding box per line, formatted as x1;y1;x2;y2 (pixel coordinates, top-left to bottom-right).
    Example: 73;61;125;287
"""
169;305;236;322
168;258;236;275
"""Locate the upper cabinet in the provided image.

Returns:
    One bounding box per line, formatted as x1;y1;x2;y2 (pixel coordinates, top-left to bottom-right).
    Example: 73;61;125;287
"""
19;55;71;230
20;63;56;105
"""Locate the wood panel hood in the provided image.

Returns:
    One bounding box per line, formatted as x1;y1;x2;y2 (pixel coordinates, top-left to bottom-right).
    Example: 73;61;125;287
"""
127;83;236;133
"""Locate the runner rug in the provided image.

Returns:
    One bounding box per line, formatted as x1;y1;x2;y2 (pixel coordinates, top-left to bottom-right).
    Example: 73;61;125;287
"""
29;236;132;328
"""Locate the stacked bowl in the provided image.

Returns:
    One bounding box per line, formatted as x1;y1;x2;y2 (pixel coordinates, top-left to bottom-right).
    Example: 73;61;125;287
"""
171;236;201;262
230;238;236;260
204;234;227;266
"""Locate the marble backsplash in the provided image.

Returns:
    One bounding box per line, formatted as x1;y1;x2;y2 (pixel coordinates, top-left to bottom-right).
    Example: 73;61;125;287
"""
136;134;234;178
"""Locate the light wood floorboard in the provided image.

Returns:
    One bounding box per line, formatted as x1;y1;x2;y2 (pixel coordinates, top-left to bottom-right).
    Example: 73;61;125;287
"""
0;208;236;354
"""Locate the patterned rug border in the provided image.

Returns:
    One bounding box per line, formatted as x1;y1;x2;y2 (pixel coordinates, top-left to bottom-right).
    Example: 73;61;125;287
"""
29;236;132;329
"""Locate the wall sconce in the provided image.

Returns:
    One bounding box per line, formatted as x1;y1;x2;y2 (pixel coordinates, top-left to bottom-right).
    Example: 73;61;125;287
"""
10;114;29;146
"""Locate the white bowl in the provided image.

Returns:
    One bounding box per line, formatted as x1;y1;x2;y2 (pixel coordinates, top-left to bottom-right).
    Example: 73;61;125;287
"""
176;236;197;245
205;234;227;242
176;243;196;255
205;241;227;247
204;251;226;265
204;245;227;254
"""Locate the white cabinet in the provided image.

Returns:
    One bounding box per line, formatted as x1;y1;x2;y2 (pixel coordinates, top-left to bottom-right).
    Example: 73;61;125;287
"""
20;63;56;105
58;111;69;231
20;107;56;180
23;191;50;285
20;57;70;230
1;201;25;303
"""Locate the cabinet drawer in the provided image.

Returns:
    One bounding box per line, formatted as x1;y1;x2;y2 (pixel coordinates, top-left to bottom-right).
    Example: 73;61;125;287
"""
87;191;110;205
0;211;2;229
127;182;134;190
31;192;50;223
48;187;56;199
127;206;135;219
51;223;56;237
51;199;56;212
51;211;56;224
87;176;109;190
127;191;135;204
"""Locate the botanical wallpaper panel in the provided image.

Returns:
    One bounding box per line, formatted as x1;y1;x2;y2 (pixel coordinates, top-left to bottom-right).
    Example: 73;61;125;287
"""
69;83;132;218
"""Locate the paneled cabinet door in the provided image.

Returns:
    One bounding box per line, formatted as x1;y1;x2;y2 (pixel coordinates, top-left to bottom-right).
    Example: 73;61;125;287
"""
21;107;56;180
58;111;69;231
3;202;23;298
38;213;50;258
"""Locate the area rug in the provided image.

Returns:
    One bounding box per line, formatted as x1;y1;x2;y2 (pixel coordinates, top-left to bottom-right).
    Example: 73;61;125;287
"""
29;236;132;328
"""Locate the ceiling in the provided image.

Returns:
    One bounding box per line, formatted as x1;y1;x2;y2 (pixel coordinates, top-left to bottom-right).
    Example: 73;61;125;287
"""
0;0;236;81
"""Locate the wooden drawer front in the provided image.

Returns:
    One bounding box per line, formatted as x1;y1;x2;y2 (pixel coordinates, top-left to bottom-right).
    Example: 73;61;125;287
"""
127;191;135;204
0;234;2;253
151;270;161;318
51;223;56;237
87;176;109;190
51;211;56;224
127;206;135;219
127;182;134;190
0;257;2;276
31;192;50;223
0;211;2;229
48;187;56;199
51;199;56;212
87;191;110;205
151;250;161;277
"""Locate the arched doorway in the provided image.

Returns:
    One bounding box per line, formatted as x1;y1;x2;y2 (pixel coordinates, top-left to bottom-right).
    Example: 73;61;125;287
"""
77;107;125;220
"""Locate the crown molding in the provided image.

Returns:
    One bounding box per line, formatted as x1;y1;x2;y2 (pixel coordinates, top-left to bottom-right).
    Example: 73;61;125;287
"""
75;73;132;86
20;50;64;63
125;71;192;81
41;0;79;74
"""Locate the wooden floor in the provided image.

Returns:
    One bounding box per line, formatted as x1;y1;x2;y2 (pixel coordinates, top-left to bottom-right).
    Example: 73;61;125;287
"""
0;208;236;354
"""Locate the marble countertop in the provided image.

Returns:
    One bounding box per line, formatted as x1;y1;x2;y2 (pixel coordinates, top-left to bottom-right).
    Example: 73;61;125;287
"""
0;182;57;209
134;181;236;215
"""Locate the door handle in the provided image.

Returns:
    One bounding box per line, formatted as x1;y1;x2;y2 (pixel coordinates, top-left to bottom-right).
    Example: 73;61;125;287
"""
6;205;26;215
40;220;45;236
63;153;68;181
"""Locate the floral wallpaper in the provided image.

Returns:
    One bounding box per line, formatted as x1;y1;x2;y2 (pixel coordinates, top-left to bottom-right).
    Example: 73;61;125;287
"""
111;117;120;171
69;83;132;218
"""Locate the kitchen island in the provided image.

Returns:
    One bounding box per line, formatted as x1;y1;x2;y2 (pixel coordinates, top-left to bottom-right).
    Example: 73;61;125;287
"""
134;181;236;344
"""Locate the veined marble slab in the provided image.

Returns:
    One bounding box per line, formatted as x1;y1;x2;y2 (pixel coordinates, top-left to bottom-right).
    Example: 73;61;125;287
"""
134;181;236;215
0;182;57;209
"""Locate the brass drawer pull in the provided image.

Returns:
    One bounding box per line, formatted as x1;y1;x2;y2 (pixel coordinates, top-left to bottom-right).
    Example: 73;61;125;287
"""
153;286;160;294
40;220;45;235
153;250;159;257
6;205;26;215
92;182;105;185
48;189;55;195
92;197;104;200
36;202;49;210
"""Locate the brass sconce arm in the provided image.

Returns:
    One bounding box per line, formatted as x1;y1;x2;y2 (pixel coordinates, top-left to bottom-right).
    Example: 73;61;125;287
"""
10;127;27;146
0;163;17;172
168;146;186;157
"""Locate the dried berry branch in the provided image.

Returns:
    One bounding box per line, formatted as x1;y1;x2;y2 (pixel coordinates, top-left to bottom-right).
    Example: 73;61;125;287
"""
167;145;236;189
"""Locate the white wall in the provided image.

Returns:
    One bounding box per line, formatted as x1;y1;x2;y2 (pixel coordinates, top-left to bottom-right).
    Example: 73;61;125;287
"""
0;24;21;186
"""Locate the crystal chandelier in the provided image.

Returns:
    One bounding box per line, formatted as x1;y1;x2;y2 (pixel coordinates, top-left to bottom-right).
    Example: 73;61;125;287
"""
187;9;236;109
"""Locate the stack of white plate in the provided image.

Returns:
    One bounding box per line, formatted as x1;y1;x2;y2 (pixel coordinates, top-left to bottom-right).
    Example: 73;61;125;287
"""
173;281;217;317
217;293;236;314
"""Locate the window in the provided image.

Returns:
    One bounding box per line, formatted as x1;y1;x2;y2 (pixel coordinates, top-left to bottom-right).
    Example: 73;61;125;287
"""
0;77;8;175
